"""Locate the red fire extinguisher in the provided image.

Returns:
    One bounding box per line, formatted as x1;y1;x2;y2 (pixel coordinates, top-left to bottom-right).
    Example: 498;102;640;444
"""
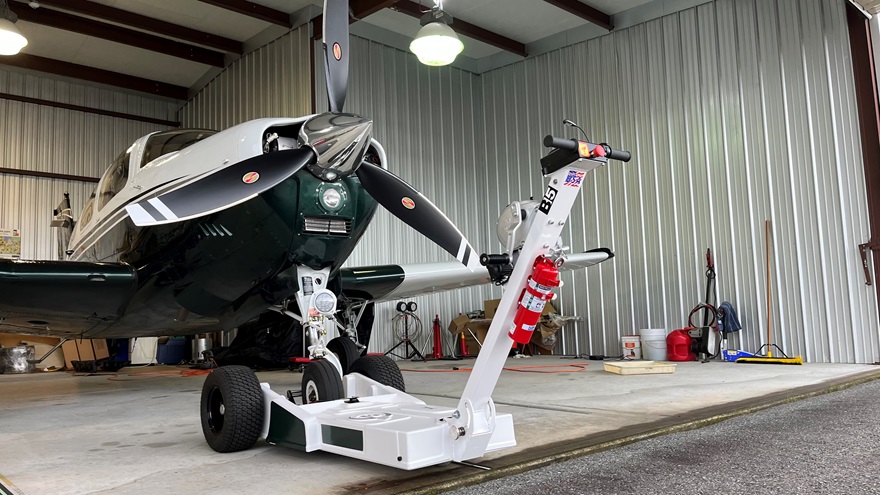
509;256;560;344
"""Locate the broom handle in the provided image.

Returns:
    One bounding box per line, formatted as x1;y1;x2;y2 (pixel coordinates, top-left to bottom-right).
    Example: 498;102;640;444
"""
766;219;772;357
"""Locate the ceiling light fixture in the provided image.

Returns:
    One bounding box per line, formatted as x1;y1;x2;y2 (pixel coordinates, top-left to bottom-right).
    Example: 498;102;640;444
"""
0;0;27;56
409;1;463;67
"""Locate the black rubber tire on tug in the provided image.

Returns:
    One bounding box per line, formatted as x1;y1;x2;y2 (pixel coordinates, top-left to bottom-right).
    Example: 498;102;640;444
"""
327;336;361;375
349;355;406;392
301;359;345;404
200;365;264;453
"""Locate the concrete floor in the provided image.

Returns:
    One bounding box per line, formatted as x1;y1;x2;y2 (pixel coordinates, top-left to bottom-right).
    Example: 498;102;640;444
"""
0;357;877;495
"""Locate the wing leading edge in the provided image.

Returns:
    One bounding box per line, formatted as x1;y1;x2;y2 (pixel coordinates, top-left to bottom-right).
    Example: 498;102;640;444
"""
336;248;614;303
0;260;137;337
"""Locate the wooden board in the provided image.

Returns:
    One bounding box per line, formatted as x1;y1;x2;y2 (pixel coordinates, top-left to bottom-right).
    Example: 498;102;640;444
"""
604;360;676;375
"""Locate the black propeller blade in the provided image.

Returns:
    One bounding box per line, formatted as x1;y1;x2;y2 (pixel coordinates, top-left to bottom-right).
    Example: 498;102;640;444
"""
355;161;481;271
323;0;349;113
126;148;316;227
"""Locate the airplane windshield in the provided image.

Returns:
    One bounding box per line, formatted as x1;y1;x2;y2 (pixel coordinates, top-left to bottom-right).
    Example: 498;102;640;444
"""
141;129;216;168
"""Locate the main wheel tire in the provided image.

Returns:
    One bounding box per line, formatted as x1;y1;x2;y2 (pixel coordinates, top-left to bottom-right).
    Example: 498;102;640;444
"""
200;365;264;453
327;336;360;375
327;337;361;375
302;359;344;404
349;355;405;392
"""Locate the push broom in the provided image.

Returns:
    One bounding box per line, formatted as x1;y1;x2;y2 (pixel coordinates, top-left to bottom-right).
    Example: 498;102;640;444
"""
736;219;803;365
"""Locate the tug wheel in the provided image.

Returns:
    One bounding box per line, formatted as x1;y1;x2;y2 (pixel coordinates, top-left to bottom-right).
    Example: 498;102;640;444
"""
327;336;361;375
200;365;264;453
302;359;344;404
349;355;406;392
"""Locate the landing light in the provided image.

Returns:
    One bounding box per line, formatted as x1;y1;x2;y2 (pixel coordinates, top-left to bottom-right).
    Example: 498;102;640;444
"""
321;188;342;210
312;290;337;315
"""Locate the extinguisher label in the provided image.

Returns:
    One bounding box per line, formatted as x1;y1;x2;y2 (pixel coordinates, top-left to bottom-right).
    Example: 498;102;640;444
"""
521;294;547;313
528;278;555;293
520;323;537;332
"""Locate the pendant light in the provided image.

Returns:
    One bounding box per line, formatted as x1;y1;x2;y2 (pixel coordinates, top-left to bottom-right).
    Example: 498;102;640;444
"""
409;1;463;66
0;0;27;56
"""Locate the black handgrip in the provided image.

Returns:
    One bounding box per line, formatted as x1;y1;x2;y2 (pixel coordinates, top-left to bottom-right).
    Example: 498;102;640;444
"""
600;144;631;162
543;135;577;151
480;253;511;266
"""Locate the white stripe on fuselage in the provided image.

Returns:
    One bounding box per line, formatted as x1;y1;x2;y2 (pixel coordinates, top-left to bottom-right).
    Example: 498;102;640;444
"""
127;204;156;225
147;198;179;220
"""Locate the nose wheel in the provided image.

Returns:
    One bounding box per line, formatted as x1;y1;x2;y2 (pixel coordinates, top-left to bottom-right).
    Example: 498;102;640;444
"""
301;359;344;404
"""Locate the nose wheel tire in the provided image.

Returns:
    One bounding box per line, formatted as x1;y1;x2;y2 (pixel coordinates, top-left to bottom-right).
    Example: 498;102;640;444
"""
327;336;361;375
200;365;264;453
349;355;405;392
302;359;344;404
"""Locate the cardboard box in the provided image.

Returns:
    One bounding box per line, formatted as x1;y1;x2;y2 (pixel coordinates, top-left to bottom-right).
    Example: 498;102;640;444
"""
92;339;109;360
0;333;60;348
61;340;79;369
447;315;470;335
484;299;501;319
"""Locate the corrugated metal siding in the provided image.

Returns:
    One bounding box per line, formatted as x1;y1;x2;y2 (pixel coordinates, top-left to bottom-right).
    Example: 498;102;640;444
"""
0;69;177;261
181;26;311;129
480;0;879;363
315;36;495;356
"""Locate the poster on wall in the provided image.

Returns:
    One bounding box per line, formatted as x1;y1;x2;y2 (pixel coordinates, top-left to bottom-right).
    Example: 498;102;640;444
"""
0;228;21;259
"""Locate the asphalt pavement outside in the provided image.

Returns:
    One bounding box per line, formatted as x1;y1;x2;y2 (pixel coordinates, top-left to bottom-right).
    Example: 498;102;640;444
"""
444;376;880;495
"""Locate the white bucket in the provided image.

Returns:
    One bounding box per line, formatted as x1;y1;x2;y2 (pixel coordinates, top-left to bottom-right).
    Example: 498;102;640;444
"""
640;328;668;361
621;335;641;360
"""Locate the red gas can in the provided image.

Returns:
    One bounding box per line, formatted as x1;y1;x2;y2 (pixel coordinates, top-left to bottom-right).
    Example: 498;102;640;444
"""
666;328;695;361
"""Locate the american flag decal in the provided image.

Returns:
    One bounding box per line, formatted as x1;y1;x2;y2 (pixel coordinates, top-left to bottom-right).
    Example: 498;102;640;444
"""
564;170;586;187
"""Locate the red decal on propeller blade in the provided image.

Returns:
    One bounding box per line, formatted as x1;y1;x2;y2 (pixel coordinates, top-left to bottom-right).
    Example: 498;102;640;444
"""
242;172;260;184
333;43;342;61
401;197;415;210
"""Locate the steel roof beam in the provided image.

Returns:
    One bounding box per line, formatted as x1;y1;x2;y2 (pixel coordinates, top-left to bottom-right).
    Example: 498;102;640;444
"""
197;0;292;29
540;0;612;31
312;0;401;40
22;0;243;54
12;5;226;67
0;54;189;100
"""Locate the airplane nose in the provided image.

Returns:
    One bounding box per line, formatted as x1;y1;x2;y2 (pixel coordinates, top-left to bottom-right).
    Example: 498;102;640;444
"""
299;112;373;181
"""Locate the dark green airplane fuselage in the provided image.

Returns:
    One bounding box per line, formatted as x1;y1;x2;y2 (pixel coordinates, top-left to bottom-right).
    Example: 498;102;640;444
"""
86;168;378;338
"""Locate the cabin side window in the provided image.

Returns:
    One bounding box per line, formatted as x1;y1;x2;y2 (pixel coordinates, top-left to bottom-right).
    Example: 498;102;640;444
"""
97;150;131;210
78;194;96;231
140;130;216;168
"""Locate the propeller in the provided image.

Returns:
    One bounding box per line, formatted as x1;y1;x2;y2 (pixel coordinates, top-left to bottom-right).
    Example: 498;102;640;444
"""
126;1;479;273
315;0;480;271
323;0;349;113
126;148;316;227
355;161;482;272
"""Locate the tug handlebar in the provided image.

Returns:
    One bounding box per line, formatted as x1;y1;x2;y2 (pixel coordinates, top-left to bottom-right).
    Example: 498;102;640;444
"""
542;135;632;163
542;135;578;151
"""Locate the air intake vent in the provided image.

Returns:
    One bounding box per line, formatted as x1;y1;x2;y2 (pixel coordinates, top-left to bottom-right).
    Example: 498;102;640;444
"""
198;223;233;237
303;216;352;236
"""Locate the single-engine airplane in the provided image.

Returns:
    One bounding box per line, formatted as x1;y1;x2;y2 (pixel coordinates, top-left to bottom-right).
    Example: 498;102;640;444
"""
0;0;613;408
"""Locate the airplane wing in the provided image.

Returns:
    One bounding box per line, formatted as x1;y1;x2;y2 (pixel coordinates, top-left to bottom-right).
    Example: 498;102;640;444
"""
335;248;614;303
0;260;137;337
